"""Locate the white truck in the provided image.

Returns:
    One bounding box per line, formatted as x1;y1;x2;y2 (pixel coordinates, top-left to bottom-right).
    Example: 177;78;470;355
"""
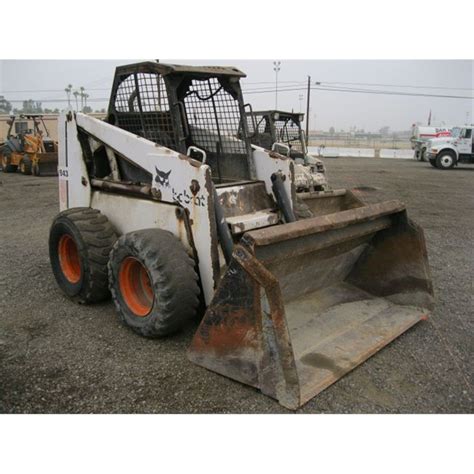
410;125;452;161
426;126;474;169
423;127;461;167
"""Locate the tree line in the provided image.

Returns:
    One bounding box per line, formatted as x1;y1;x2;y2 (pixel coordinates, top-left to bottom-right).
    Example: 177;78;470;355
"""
0;96;105;115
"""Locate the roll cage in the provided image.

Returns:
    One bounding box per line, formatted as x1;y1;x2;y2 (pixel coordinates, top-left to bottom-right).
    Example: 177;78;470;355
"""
105;61;255;184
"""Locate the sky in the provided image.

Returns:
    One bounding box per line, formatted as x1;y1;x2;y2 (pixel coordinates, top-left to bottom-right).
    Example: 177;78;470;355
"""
0;59;472;132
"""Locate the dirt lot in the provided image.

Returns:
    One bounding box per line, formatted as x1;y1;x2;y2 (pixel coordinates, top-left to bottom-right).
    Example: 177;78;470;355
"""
0;158;472;414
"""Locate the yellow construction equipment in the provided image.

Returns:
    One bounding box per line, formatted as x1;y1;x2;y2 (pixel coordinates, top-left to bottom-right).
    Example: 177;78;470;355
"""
0;114;58;176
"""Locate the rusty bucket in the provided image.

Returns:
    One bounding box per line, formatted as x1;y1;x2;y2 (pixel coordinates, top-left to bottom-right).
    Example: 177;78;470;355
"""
36;152;58;176
188;200;433;409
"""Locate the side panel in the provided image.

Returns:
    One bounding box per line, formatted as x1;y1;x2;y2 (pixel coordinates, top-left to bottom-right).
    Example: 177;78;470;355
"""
58;112;91;211
456;136;472;154
90;191;190;250
75;113;218;305
251;145;293;204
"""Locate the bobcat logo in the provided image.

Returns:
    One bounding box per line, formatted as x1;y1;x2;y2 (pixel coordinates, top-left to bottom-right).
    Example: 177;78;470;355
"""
154;167;171;188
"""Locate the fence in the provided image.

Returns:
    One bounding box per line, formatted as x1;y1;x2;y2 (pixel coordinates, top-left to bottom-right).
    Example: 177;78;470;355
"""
308;136;412;150
308;146;415;160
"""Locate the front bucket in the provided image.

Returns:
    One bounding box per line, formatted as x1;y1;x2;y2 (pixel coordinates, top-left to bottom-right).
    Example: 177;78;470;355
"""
37;152;58;176
188;200;434;409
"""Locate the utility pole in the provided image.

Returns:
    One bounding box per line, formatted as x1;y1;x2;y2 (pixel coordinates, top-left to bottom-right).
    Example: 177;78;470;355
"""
273;61;281;109
305;75;311;146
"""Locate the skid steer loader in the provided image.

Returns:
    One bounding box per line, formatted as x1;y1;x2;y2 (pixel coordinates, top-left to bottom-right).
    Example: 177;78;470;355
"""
0;114;58;176
246;110;329;192
49;62;433;409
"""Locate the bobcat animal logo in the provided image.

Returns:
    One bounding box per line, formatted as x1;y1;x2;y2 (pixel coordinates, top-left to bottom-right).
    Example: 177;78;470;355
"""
155;167;171;188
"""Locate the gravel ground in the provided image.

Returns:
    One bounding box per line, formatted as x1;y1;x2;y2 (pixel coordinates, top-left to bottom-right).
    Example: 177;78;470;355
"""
0;158;472;413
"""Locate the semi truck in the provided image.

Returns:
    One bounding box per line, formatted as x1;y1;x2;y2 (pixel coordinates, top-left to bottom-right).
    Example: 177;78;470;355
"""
426;126;474;169
410;124;452;161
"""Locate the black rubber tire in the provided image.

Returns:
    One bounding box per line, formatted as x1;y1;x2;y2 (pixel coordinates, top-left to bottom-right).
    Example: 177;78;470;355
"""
294;195;314;220
420;148;427;162
49;208;118;304
1;149;18;173
32;162;40;176
436;151;456;170
20;156;32;175
108;229;200;337
429;158;437;168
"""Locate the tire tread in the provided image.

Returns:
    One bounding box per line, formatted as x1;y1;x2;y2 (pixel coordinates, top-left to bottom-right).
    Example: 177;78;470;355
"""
108;229;200;337
50;208;117;303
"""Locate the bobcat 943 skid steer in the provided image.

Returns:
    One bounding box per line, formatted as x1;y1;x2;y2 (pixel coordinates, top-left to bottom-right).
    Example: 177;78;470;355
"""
49;62;433;409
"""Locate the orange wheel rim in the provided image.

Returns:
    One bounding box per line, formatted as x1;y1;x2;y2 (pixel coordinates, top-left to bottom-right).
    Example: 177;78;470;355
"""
58;234;81;284
118;257;154;317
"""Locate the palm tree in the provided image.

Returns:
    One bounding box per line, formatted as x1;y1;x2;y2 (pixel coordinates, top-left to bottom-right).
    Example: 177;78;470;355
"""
73;90;80;111
65;84;73;108
79;86;85;111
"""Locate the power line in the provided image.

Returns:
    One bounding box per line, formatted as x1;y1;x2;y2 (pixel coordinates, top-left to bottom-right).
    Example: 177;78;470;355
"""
318;80;473;91
240;84;474;99
3;83;473;105
242;80;305;86
240;81;474;97
313;85;474;99
0;81;304;95
2;79;471;95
